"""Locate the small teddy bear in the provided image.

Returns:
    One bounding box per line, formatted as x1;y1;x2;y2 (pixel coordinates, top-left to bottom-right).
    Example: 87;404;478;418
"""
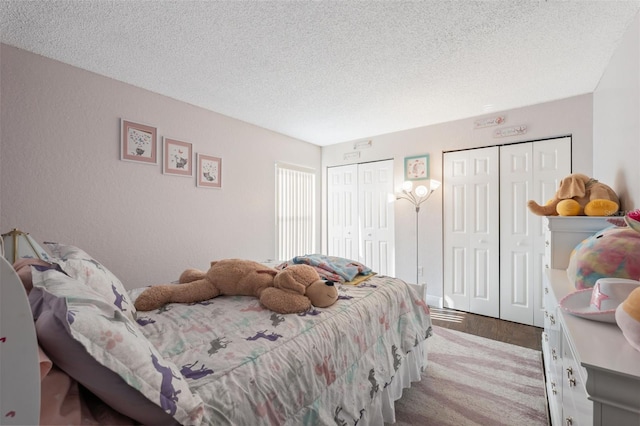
134;259;338;314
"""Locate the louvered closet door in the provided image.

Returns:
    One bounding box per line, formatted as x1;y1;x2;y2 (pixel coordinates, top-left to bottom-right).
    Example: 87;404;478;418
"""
443;147;500;317
327;165;359;260
500;138;571;326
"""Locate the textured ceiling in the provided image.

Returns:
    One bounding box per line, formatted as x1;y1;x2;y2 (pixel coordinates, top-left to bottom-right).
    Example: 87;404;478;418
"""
1;1;639;146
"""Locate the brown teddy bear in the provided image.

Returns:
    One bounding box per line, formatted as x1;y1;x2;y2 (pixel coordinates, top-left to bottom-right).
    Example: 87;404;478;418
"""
134;259;338;314
527;173;619;216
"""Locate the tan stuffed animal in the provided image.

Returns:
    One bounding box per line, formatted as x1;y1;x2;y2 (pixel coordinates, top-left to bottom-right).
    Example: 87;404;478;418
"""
527;173;619;216
134;259;338;314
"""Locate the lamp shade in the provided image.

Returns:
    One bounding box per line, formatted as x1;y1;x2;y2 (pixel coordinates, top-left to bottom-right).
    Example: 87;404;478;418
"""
428;179;441;191
414;185;428;197
1;229;50;264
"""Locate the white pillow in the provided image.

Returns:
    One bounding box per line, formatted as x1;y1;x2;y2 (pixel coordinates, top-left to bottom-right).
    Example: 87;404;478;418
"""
45;242;136;321
30;265;204;425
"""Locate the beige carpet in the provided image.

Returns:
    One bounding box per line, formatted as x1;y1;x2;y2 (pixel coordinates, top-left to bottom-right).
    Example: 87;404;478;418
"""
389;326;548;426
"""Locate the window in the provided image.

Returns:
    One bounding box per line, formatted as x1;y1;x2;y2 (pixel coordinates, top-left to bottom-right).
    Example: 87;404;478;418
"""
275;163;315;260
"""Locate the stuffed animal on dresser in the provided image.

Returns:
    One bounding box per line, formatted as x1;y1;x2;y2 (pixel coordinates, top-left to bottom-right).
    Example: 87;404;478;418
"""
527;173;619;216
616;287;640;352
134;259;338;314
615;210;640;352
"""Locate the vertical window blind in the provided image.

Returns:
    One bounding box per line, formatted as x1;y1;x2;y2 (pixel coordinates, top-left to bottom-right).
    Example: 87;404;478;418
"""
275;163;316;261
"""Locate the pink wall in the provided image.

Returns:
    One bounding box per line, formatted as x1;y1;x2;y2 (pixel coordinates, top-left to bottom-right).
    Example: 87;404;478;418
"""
0;44;321;288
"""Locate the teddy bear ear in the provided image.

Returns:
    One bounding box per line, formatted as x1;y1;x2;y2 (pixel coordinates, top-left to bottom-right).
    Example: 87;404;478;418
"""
274;269;307;294
558;174;586;199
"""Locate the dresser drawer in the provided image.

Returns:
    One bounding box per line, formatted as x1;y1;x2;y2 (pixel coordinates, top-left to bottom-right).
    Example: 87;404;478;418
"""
562;333;592;425
543;332;563;426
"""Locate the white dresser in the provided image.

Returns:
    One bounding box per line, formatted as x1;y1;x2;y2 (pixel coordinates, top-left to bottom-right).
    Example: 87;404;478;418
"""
542;217;640;426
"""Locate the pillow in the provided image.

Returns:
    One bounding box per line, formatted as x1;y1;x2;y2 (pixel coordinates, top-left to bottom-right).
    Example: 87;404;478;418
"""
567;226;640;289
44;242;136;321
29;266;204;426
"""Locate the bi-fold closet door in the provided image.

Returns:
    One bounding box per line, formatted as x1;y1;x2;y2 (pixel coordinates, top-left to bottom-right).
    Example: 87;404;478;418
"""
443;137;571;326
327;160;395;277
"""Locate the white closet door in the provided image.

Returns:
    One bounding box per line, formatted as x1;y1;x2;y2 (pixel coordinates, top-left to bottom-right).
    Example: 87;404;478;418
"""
444;147;500;317
327;164;359;260
531;137;571;326
358;160;395;276
500;138;571;326
500;143;534;324
327;160;395;276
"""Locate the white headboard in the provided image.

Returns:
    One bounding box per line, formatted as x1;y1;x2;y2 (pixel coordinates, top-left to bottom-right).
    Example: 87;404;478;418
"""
0;256;40;425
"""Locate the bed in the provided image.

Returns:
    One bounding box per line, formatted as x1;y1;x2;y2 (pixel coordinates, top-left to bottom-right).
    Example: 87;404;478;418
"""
0;243;432;425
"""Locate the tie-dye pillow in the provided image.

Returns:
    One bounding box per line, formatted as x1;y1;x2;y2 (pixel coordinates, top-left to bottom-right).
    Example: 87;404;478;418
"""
567;225;640;289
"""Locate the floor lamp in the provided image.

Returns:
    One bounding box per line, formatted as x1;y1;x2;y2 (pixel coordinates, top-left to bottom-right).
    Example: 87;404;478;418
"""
396;179;441;284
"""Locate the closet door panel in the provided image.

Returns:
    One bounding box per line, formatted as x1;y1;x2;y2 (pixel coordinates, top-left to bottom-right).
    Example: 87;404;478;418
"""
444;152;471;310
358;160;395;276
327;165;359;260
500;143;534;324
532;137;571;326
451;247;467;298
468;148;500;317
444;147;499;317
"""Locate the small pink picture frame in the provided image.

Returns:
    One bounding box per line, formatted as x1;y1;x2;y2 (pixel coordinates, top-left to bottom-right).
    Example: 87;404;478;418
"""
197;154;222;188
163;137;193;177
120;119;157;164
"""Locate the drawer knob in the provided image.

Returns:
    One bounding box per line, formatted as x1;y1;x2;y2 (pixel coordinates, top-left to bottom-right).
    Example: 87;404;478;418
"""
568;377;576;387
565;417;573;426
550;315;555;325
544;287;549;294
566;367;573;378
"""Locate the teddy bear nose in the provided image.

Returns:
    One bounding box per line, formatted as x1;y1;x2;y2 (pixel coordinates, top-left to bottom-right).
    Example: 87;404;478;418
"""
325;281;335;287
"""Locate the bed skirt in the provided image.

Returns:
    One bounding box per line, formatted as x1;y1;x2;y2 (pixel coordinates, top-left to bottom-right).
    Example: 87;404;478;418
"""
369;339;428;425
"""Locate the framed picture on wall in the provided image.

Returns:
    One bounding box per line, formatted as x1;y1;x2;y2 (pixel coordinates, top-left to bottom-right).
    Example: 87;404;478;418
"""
404;154;429;180
120;119;158;164
163;138;193;176
197;154;222;188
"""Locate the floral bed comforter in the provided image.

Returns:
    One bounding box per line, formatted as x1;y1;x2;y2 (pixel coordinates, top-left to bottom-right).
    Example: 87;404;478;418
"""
131;275;432;425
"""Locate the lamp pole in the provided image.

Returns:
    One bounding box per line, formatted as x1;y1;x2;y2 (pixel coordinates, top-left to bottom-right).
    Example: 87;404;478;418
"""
415;205;420;284
396;179;441;285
